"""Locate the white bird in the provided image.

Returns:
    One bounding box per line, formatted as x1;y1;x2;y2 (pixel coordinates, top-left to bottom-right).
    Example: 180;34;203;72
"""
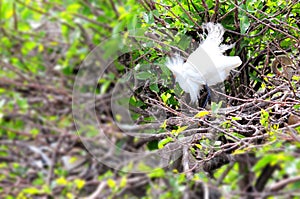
166;22;242;103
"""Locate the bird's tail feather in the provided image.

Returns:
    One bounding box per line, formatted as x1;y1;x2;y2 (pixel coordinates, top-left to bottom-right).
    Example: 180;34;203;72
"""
202;22;224;46
202;23;236;53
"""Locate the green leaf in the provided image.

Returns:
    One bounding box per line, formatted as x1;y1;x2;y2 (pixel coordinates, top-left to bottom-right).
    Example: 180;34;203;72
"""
177;35;191;50
161;92;171;104
128;14;138;30
292;75;300;81
173;126;188;135
107;178;116;188
231;117;242;121
30;128;39;137
143;12;154;24
66;3;81;12
195;111;210;118
239;4;250;34
149;83;159;93
22;187;42;195
135;71;153;80
56;177;68;185
120;176;127;188
160;64;172;77
253;154;277;172
260;110;269;127
158;137;173;149
148;168;165;178
147;140;159;150
100;81;111;94
222;120;231;128
294;104;300;110
195;144;202;149
231;132;246;139
211;101;222;115
74;179;85;190
160;120;167;129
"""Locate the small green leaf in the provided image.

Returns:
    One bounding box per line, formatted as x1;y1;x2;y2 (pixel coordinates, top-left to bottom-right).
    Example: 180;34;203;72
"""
231;132;246;139
147;140;159;150
177;35;191;50
30;128;39;137
173;126;188;134
211;101;222;114
56;177;68;185
143;12;154;24
120;176;127;188
195;111;210;118
148;168;165;178
66;193;74;199
161;92;171;104
149;83;159;93
66;3;81;12
22;187;41;195
135;71;153;80
249;72;263;82
107;179;116;188
232;149;245;155
252;154;276;172
158;137;173;149
160;120;167;129
231;117;242;121
260;110;269;127
240;15;250;34
238;4;250;34
74;179;85;190
100;81;111;94
294;104;300;110
292;75;300;81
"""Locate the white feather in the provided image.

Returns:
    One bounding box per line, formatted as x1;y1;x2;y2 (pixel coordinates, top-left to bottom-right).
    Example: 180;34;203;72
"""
166;22;242;103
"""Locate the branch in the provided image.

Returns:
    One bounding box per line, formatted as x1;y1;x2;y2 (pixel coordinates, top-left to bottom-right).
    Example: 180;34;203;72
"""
267;176;300;192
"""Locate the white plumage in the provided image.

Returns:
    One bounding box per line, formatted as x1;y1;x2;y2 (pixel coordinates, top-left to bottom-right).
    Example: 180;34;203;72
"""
166;23;242;103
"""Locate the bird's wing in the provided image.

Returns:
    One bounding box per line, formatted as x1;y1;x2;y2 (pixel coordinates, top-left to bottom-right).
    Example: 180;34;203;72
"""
201;22;224;48
214;56;242;72
165;22;243;101
175;74;201;102
166;56;205;102
165;55;184;74
185;22;242;85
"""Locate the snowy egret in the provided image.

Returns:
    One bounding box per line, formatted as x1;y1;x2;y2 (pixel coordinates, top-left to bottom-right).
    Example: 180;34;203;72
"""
166;22;242;103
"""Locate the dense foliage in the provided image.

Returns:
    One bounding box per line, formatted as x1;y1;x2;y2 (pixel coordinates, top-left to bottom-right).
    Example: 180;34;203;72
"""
0;0;299;198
